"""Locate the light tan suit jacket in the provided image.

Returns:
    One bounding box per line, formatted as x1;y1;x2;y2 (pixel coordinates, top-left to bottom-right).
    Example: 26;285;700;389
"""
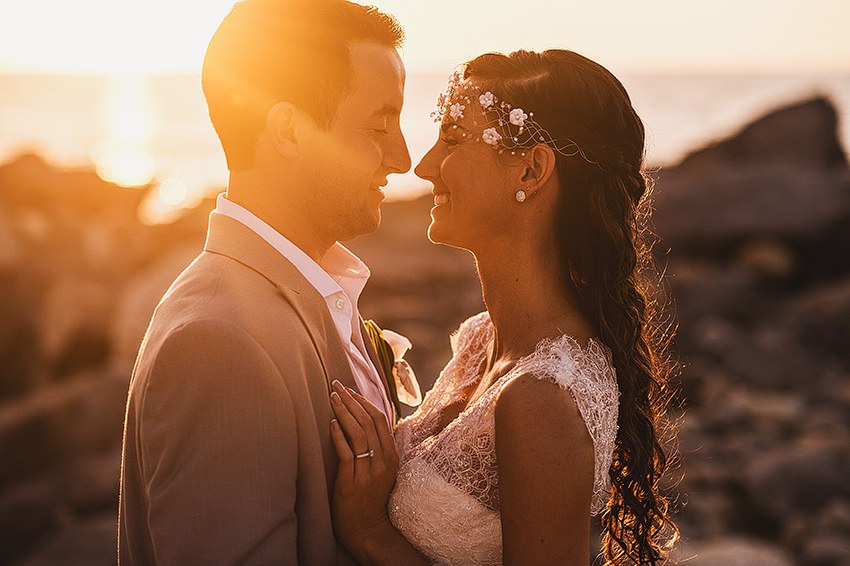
119;213;393;565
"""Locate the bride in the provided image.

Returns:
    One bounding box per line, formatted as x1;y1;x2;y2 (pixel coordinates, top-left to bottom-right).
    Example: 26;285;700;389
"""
329;48;678;565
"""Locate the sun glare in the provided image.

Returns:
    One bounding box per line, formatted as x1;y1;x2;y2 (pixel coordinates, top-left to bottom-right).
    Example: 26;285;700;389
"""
0;0;238;74
0;0;235;224
93;75;156;188
90;74;203;224
96;150;156;188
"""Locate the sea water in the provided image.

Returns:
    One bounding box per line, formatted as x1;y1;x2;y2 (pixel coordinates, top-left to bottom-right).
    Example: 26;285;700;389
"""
1;73;849;212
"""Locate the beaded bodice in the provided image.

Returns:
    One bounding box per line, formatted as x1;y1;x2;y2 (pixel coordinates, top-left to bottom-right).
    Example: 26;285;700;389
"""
388;312;620;565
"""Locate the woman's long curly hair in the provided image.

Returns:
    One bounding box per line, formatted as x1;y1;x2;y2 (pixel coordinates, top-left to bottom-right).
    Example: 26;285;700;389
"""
464;49;678;564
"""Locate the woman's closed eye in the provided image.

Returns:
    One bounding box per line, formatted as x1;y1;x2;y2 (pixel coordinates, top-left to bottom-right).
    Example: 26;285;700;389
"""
440;121;469;144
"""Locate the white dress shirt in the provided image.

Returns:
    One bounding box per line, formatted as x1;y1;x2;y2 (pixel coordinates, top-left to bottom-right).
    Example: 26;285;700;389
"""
214;194;392;419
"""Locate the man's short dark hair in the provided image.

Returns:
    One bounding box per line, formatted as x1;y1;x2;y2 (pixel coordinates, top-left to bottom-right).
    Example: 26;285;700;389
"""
202;0;404;171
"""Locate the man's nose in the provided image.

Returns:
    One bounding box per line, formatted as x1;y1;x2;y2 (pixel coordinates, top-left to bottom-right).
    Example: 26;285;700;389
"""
386;129;411;174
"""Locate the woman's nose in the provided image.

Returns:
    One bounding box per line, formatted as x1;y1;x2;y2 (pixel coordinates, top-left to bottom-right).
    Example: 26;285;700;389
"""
385;129;411;174
414;143;439;180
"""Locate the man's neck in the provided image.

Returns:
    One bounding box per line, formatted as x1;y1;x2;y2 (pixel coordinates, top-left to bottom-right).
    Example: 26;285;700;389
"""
226;173;333;264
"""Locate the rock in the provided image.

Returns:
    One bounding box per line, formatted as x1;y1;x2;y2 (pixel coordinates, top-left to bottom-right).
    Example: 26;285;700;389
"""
786;275;850;362
0;369;127;488
0;269;46;400
676;537;795;566
64;448;122;513
803;537;850;566
0;153;143;227
734;237;797;279
13;512;117;566
109;244;203;372
653;97;850;253
0;476;63;564
687;316;820;390
664;257;766;332
798;500;850;566
692;97;845;165
744;444;850;522
39;274;114;376
0;201;20;267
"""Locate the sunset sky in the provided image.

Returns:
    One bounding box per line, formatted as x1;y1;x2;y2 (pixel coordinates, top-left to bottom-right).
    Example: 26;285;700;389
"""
1;0;848;75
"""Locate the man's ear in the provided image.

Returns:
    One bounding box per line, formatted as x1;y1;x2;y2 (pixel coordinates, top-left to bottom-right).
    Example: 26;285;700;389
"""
519;144;556;197
266;102;300;159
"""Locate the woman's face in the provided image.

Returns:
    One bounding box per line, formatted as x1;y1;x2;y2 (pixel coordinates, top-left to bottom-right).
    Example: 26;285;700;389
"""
414;97;521;251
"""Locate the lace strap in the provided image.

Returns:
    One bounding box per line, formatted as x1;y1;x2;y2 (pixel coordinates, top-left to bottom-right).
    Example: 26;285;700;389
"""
449;311;492;355
511;337;620;514
441;312;493;391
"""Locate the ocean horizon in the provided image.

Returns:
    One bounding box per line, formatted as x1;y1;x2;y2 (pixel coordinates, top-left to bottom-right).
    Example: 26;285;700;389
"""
1;72;849;221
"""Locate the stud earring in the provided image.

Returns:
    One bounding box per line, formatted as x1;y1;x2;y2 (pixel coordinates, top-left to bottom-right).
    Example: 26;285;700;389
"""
515;189;527;203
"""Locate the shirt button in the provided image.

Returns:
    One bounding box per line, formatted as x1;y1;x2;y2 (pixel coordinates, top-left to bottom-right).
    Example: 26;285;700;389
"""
335;298;346;310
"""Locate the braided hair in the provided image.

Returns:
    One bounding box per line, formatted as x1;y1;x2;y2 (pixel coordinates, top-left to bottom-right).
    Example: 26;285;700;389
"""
464;49;678;565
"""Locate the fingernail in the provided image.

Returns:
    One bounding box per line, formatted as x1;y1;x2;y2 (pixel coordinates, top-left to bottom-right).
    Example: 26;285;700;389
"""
331;391;341;404
332;380;344;391
331;419;340;430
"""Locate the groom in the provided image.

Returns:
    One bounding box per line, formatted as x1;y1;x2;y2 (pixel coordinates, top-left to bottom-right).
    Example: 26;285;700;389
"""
118;0;410;564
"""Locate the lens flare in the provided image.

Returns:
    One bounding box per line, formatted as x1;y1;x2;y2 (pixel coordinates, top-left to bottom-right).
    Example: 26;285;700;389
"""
158;177;187;206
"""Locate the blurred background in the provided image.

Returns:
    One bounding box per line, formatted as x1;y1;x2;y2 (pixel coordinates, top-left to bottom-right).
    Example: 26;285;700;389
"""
0;0;848;564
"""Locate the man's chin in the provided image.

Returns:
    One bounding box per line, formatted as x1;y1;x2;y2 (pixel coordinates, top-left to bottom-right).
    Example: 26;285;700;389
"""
340;211;381;242
363;208;381;235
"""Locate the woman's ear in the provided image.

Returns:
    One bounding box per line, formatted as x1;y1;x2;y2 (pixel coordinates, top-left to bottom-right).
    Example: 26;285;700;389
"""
266;102;300;159
519;144;556;197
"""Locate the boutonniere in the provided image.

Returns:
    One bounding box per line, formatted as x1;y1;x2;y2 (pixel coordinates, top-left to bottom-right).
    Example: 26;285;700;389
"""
364;320;422;415
381;329;422;407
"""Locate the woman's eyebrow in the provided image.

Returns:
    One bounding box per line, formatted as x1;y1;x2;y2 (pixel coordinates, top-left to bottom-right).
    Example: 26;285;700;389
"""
441;122;467;134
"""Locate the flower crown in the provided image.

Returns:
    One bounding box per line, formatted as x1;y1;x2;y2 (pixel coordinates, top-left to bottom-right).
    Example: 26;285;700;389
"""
432;71;595;164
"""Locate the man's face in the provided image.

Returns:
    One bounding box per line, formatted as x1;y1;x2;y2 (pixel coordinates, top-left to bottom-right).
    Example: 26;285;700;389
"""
297;41;410;245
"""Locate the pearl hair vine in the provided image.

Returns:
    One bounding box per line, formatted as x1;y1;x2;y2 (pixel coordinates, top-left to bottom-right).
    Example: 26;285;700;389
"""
432;71;602;168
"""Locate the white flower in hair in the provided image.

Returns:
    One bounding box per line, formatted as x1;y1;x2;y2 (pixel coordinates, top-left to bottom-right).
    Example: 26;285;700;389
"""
479;91;496;109
481;127;502;146
449;102;465;120
509;108;528;127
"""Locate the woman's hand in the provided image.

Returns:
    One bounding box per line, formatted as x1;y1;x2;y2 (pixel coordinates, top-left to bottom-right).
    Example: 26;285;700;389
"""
329;380;400;555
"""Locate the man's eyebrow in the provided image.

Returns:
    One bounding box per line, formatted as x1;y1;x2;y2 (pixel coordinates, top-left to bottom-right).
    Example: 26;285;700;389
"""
372;103;401;117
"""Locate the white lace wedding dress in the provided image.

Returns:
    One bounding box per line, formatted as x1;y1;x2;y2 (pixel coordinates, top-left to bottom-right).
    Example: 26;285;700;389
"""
388;312;620;566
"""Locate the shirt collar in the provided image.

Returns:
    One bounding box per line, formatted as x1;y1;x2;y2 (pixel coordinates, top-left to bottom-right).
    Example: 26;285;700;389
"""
214;193;370;302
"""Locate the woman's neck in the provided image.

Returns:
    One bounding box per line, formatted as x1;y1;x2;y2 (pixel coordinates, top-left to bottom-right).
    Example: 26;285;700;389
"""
474;241;592;366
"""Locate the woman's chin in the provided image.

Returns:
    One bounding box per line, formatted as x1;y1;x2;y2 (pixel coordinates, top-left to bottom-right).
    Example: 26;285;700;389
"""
428;222;467;250
426;223;443;245
426;220;450;246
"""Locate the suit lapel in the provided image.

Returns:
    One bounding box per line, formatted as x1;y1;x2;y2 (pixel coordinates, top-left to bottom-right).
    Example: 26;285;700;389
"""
203;213;359;395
